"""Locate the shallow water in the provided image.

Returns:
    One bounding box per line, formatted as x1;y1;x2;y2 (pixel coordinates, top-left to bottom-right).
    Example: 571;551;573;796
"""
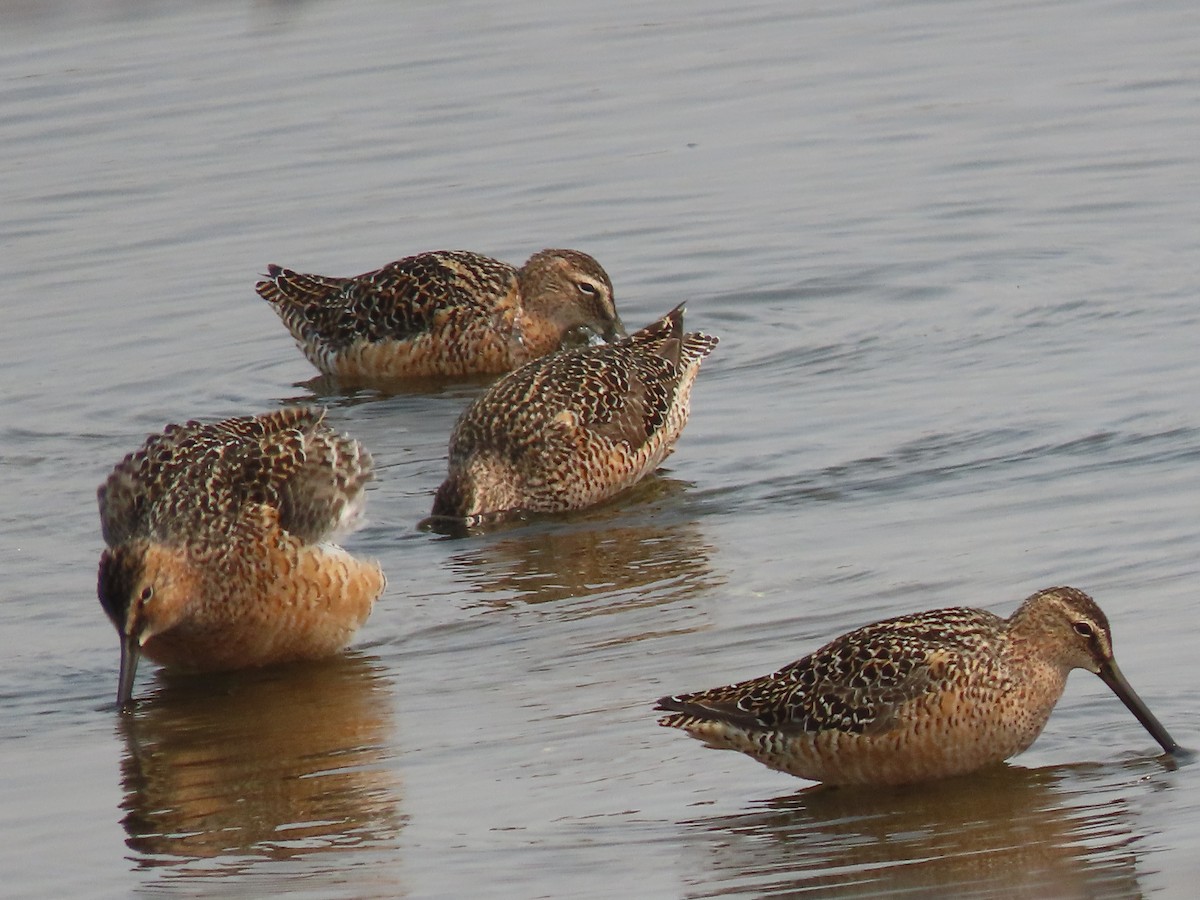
2;0;1199;896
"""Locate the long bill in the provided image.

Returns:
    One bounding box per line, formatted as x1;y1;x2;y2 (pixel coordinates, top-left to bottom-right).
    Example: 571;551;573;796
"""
117;630;141;713
1099;658;1179;755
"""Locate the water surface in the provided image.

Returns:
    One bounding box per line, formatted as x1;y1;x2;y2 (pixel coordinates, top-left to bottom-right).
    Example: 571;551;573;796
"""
2;0;1198;896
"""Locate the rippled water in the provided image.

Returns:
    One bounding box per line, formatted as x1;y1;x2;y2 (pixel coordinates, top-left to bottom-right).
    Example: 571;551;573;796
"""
2;0;1198;896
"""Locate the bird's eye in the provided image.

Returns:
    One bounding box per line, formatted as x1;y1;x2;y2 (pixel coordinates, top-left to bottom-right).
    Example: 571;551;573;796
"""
139;586;154;604
1073;622;1094;638
576;281;599;298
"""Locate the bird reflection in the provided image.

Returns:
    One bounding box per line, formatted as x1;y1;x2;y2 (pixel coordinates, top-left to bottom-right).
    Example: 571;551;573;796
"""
286;370;494;405
116;653;404;873
447;478;719;609
681;763;1154;898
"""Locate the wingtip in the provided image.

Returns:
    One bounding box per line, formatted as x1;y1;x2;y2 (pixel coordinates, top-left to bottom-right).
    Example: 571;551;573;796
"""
655;693;684;713
255;264;286;298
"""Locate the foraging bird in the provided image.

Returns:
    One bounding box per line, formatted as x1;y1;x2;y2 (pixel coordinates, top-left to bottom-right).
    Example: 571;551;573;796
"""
656;587;1178;785
255;248;626;380
428;303;718;527
97;408;385;710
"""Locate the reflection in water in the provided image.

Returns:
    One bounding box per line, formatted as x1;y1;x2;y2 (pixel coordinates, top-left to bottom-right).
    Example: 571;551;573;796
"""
117;654;404;879
448;478;720;610
683;764;1152;899
286;371;493;406
280;374;387;410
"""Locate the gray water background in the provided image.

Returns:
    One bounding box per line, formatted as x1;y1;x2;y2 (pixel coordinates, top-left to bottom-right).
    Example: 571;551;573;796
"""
2;0;1198;896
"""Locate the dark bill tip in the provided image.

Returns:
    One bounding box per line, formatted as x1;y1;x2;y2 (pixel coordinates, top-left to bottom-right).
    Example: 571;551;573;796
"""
117;631;141;713
1099;659;1179;755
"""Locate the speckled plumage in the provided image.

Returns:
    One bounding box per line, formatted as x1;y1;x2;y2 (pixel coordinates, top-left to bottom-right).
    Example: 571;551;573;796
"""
657;587;1177;785
255;248;626;379
429;303;718;525
97;408;386;709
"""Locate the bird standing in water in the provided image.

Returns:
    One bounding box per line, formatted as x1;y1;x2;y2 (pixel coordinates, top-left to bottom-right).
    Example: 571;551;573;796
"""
97;408;385;710
429;303;718;527
657;587;1178;785
255;248;626;380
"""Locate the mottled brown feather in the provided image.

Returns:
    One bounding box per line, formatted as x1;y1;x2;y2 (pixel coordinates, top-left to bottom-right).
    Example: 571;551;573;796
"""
430;303;718;523
96;409;386;705
657;587;1177;785
255;248;625;379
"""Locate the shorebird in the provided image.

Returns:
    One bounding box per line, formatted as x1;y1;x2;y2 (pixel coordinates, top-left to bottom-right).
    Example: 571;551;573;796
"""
255;248;626;380
427;303;718;528
97;408;385;710
656;587;1178;785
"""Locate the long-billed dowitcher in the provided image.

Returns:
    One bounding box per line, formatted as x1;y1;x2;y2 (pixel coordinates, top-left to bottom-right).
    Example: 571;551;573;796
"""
255;248;626;379
656;587;1178;785
427;303;718;527
97;408;386;710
